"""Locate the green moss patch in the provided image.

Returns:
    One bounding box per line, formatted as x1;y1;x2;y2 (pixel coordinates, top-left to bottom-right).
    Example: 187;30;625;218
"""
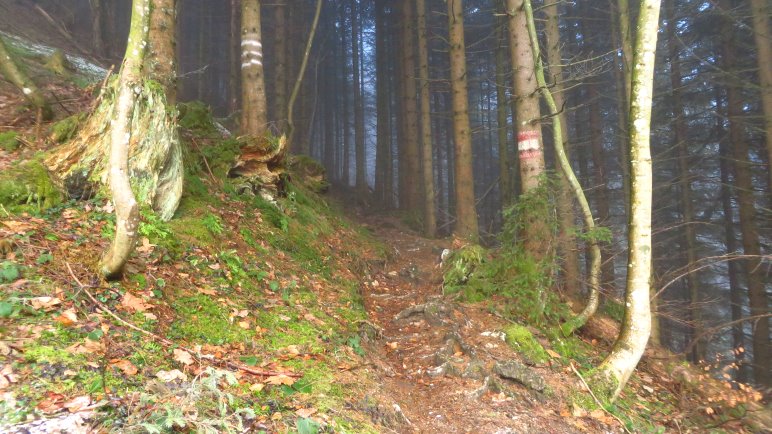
169;294;253;345
0;156;62;211
0;131;20;151
503;324;549;365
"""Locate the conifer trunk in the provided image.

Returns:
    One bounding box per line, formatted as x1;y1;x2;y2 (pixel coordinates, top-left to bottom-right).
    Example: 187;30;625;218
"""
749;0;772;193
447;0;479;242
416;0;436;237
398;0;421;212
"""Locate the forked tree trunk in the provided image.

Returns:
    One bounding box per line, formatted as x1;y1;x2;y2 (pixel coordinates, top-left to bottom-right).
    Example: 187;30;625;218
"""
416;0;436;238
447;0;479;243
0;38;52;120
594;0;660;402
44;0;183;223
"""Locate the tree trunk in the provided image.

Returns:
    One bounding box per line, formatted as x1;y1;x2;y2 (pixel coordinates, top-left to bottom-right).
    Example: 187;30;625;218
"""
595;0;660;402
240;0;268;137
374;0;392;208
45;0;183;222
506;0;547;259
0;38;52;120
749;0;772;193
666;2;704;362
100;0;151;279
399;0;421;212
229;0;240;114
447;0;479;243
351;0;367;195
495;13;511;210
90;0;106;58
720;0;770;387
416;0;436;237
273;0;288;131
544;0;580;297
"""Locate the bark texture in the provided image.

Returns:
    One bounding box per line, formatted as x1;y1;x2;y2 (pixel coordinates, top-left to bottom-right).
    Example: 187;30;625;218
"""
416;0;436;237
45;0;183;222
447;0;479;242
241;0;268;137
596;0;660;402
101;0;150;278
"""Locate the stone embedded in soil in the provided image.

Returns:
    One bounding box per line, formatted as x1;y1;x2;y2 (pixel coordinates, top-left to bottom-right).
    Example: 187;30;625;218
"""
493;360;546;392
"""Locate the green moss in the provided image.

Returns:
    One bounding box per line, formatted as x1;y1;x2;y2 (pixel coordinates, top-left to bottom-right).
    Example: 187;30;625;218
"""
0;156;62;211
442;245;486;292
503;324;549;365
169;294;252;345
602;298;625;323
0;131;19;151
49;114;85;144
178;101;218;134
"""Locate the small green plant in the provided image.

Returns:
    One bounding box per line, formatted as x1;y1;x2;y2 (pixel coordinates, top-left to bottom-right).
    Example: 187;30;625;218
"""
0;261;21;283
139;208;174;241
0;131;19;151
120;368;256;434
202;213;224;236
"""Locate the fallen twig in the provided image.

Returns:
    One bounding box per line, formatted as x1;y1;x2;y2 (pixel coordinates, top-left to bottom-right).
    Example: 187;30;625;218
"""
65;262;301;379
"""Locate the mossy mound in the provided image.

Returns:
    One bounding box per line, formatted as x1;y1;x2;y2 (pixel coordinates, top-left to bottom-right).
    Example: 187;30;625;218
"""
0;131;20;151
178;101;220;136
0;156;62;211
503;324;549;366
442;245;486;291
287;155;328;193
49;114;85;144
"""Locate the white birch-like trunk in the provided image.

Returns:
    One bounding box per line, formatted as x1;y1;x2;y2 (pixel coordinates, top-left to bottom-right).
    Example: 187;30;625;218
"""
594;0;661;402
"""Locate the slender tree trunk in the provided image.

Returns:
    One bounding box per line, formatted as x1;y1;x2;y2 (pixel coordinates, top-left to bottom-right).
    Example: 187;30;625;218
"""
229;0;240;114
374;0;390;207
100;0;151;279
749;0;772;193
351;0;366;195
666;2;704;362
595;0;660;402
609;0;632;213
399;0;422;212
544;1;580;297
495;13;511;210
719;109;747;382
273;0;288;131
0;39;52;120
506;0;547;258
241;0;268;137
416;0;436;237
147;0;177;105
447;0;479;242
589;83;616;292
720;0;770;386
90;0;105;57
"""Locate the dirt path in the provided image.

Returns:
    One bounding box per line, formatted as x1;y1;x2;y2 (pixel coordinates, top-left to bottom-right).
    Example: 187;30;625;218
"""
357;215;612;434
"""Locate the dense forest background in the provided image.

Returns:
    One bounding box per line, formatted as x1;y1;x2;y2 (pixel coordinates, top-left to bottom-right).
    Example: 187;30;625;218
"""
2;0;770;391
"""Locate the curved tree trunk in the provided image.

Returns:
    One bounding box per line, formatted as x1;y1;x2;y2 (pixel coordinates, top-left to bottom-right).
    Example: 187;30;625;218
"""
44;0;183;223
100;0;150;279
594;0;660;402
0;38;52;120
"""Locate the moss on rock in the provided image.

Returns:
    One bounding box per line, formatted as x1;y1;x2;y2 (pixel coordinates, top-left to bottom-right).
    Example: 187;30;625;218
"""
0;156;62;211
49;114;85;144
504;324;549;366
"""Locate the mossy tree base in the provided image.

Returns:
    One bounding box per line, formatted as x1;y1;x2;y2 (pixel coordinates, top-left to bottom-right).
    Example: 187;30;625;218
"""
44;79;183;221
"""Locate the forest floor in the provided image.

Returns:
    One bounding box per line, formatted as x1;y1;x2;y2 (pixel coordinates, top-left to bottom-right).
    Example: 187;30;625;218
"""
0;29;770;434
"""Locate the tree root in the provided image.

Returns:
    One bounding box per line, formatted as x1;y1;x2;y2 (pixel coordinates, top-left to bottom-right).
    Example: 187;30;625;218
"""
394;299;455;325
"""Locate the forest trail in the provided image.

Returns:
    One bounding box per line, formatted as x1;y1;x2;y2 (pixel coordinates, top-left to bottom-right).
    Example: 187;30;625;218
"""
353;212;612;434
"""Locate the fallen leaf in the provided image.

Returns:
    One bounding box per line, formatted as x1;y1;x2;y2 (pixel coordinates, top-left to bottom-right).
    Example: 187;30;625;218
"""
271;412;283;421
238;320;250;329
546;349;561;359
156;369;188;382
198;287;217;296
2;220;36;234
265;374;296;386
63;395;91;412
55;308;78;326
36;391;66;413
250;383;265;392
110;359;138;376
303;313;325;326
295;407;317;418
121;292;151;313
173;348;194;366
30;297;61;311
